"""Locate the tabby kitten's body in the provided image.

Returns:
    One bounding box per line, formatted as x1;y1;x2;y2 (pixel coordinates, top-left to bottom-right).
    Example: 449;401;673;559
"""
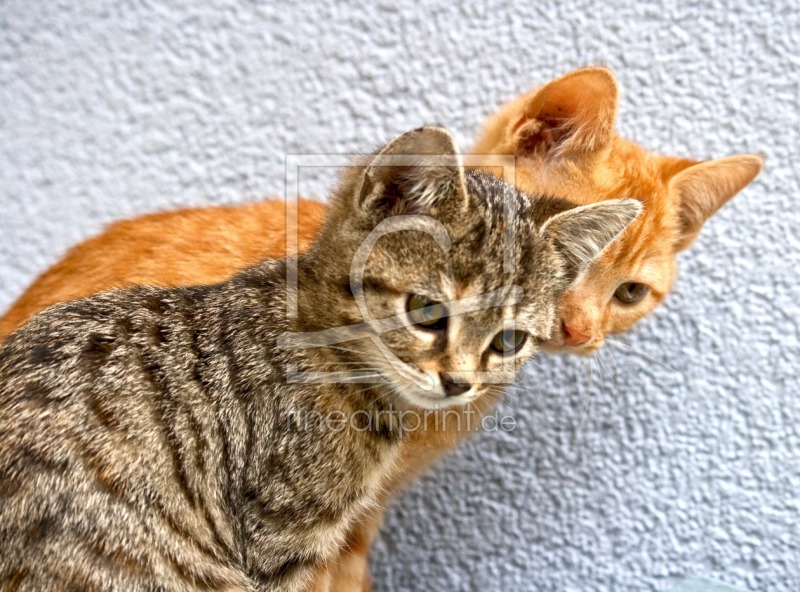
1;271;369;591
0;127;640;590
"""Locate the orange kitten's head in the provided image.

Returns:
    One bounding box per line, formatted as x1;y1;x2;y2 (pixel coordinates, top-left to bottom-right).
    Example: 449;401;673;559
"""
471;67;763;354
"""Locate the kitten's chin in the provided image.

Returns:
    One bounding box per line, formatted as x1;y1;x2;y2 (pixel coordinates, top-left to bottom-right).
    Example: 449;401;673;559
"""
372;363;469;410
541;338;604;356
384;379;472;411
396;388;470;411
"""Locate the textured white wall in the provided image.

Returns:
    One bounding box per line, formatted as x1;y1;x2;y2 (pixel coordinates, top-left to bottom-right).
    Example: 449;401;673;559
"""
1;1;798;590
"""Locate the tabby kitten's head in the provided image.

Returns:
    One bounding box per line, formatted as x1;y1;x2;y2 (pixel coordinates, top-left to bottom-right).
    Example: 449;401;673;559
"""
471;67;763;354
302;127;640;410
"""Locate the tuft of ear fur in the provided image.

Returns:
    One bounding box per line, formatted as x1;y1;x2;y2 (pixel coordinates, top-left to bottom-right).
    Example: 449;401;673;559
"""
671;154;764;251
357;126;467;218
509;67;618;158
541;198;642;282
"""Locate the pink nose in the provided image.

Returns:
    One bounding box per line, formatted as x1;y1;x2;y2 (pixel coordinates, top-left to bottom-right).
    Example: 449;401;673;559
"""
562;321;591;346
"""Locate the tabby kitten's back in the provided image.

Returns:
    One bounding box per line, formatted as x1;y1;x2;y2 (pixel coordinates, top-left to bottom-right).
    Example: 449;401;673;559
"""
0;126;640;591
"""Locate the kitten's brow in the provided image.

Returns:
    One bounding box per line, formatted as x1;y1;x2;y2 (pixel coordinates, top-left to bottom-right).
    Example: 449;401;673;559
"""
278;285;524;351
346;276;405;296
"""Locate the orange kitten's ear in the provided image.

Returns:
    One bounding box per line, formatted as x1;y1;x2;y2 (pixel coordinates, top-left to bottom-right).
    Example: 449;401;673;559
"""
509;67;618;158
671;154;764;251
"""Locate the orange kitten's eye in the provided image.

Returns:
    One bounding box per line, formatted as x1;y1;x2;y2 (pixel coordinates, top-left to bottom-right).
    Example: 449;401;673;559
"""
407;295;448;330
489;329;528;354
614;282;649;304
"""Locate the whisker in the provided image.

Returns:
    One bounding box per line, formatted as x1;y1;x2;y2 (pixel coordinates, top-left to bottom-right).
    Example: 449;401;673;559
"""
594;350;611;378
599;347;620;391
585;356;593;392
485;389;518;411
352;384;381;397
368;383;399;406
575;357;596;435
482;391;504;406
504;384;541;407
300;364;384;374
314;344;367;356
487;386;519;410
318;361;382;366
606;338;678;372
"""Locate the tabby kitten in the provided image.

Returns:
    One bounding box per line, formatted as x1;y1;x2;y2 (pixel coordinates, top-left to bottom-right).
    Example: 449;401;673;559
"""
0;126;640;591
0;68;763;592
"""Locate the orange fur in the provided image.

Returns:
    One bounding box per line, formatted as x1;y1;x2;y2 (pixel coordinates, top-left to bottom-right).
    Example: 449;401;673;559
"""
472;67;762;353
0;200;327;339
0;68;762;590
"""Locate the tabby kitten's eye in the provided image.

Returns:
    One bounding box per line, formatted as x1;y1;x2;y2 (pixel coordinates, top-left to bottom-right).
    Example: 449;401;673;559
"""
407;295;448;330
489;329;528;354
614;282;649;304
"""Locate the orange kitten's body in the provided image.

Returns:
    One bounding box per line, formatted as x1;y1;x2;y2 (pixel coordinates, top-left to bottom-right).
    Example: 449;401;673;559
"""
0;200;327;339
0;68;762;592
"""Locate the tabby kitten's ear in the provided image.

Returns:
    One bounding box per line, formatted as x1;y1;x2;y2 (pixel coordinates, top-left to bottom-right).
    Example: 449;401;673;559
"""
509;67;618;157
540;198;642;283
670;154;764;251
357;126;468;219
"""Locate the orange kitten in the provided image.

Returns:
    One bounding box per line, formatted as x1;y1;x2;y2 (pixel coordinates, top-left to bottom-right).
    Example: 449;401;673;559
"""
0;68;762;592
472;67;762;354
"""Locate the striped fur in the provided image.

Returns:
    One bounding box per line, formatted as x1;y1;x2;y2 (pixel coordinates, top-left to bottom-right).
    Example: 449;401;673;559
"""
0;127;637;591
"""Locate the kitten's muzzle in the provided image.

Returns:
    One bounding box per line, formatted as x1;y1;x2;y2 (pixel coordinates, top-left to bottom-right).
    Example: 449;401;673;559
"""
561;320;591;347
440;372;471;397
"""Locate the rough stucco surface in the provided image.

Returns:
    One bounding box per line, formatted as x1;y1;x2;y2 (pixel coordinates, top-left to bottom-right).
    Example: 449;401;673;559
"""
1;1;798;590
